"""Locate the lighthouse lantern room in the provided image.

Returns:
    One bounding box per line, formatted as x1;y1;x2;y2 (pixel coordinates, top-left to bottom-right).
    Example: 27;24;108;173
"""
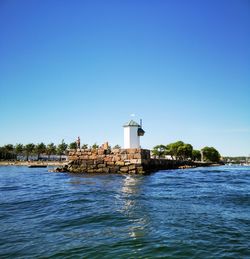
123;120;145;149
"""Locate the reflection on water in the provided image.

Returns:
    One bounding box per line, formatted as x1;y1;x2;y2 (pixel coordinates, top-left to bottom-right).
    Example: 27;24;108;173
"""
121;175;142;194
120;175;149;239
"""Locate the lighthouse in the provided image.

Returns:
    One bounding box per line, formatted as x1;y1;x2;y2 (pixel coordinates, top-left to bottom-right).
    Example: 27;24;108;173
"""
123;120;145;149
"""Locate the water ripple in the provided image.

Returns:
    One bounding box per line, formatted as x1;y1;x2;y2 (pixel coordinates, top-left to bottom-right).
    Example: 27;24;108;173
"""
0;166;250;258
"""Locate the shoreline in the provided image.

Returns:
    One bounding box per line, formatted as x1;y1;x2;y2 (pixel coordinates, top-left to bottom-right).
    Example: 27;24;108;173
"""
0;159;223;172
0;161;67;167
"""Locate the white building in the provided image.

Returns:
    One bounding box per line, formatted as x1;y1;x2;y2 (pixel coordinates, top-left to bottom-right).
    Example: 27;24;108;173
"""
123;120;145;149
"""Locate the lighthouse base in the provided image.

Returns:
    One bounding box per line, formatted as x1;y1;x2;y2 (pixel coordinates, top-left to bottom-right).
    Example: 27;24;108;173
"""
54;148;217;174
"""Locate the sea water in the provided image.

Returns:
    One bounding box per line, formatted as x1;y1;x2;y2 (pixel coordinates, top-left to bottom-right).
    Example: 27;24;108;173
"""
0;166;249;258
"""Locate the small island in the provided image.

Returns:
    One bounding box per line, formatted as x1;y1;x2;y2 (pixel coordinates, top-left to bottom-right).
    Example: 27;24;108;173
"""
0;120;223;174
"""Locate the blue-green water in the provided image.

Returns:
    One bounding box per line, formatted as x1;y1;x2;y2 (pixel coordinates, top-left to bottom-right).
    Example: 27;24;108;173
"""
0;166;250;258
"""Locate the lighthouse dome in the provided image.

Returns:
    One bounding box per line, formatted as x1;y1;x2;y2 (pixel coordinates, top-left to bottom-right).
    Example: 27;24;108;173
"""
123;120;140;127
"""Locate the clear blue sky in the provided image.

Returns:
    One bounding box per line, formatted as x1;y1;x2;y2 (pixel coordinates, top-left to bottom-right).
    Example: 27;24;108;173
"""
0;0;249;156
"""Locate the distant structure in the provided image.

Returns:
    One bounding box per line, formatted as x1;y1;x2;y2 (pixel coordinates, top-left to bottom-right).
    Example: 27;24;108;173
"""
76;136;80;149
201;150;204;162
101;142;109;150
123;119;145;149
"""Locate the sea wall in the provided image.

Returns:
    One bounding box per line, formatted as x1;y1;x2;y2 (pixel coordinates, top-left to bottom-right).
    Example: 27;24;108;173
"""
65;148;213;174
67;148;151;174
148;159;213;171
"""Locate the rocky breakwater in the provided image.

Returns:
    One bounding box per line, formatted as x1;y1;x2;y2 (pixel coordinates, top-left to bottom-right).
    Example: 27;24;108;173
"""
64;148;151;174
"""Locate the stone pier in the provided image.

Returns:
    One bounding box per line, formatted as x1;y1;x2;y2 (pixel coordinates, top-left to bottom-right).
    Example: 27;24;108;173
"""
64;148;213;174
67;148;150;174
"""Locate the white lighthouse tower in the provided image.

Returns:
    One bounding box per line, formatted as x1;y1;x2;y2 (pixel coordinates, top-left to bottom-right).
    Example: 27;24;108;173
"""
123;120;145;149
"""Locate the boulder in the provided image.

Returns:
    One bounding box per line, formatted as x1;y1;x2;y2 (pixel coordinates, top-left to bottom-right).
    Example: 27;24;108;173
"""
115;161;125;166
120;166;129;172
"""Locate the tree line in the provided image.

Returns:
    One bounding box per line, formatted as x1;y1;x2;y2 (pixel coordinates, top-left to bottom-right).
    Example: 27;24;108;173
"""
0;141;122;161
152;141;221;163
0;140;68;161
0;140;220;163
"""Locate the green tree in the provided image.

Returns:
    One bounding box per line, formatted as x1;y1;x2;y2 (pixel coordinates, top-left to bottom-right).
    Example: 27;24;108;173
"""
165;145;173;159
201;147;220;163
92;143;99;149
57;139;68;161
152;145;167;158
15;144;24;159
81;144;88;149
35;142;46;160
0;146;5;159
46;143;56;161
0;145;15;160
192;150;201;161
4;144;14;153
177;144;193;160
69;142;77;150
165;141;194;160
113;144;121;149
24;143;35;161
167;141;184;159
166;141;184;159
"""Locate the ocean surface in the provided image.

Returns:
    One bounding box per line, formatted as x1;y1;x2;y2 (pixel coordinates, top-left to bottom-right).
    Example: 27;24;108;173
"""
0;166;249;259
